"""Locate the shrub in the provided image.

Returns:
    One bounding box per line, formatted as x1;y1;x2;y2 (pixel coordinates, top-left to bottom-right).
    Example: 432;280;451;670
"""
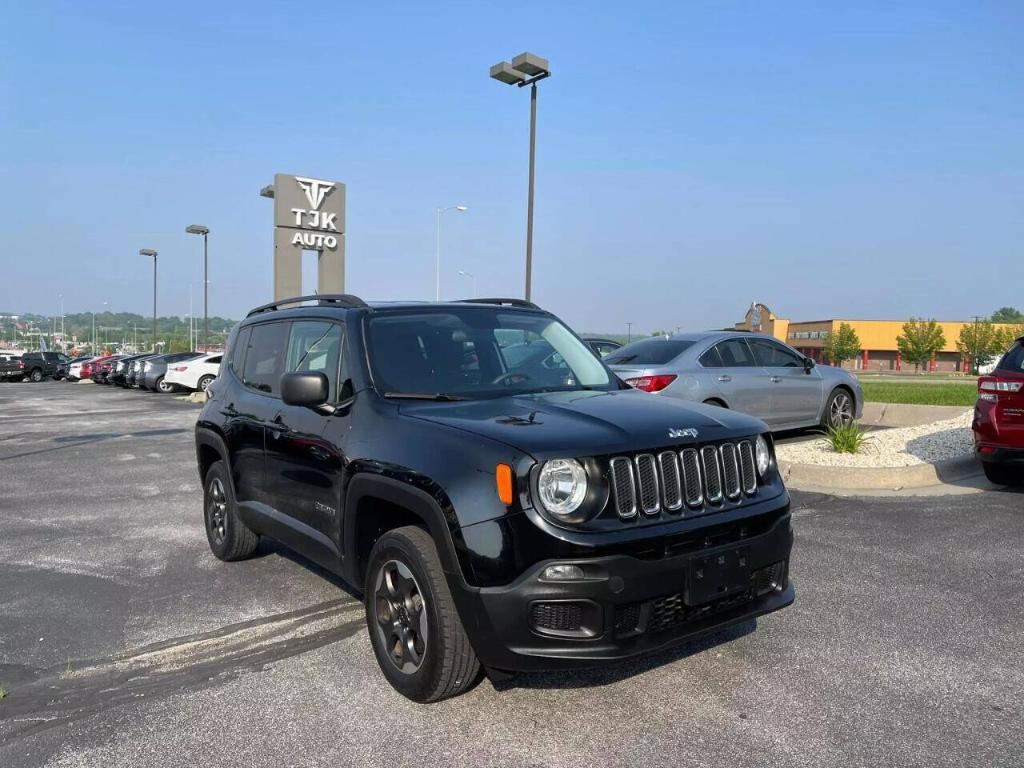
825;423;871;454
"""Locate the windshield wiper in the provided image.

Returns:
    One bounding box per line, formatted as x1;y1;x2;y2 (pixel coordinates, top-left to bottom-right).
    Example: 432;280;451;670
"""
382;392;471;401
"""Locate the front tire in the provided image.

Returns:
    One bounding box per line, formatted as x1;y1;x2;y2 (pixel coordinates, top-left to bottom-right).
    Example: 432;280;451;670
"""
822;388;855;429
365;526;480;703
983;462;1021;487
203;461;258;561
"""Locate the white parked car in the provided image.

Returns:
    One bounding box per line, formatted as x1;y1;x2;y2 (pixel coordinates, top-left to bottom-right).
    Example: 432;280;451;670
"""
164;352;221;393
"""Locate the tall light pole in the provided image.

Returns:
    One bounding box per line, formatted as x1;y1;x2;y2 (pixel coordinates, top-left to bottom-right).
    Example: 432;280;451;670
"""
185;225;209;350
435;206;467;301
58;294;64;352
490;52;550;303
140;249;157;351
457;269;477;298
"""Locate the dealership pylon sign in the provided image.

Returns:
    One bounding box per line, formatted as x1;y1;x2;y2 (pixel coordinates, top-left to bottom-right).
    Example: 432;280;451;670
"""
266;173;347;300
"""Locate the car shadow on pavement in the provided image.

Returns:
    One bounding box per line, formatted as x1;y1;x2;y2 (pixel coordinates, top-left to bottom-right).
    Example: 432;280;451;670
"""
490;621;756;693
251;537;363;602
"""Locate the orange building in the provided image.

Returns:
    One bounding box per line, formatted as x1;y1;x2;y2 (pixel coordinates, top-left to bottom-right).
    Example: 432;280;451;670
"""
732;303;1019;372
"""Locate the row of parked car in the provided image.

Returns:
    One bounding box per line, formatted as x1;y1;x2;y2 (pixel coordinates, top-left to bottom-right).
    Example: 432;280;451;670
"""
67;351;223;393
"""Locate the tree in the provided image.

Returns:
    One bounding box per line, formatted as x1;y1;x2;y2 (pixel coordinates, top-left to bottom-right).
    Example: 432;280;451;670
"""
994;324;1024;356
823;322;861;366
897;318;946;372
992;307;1024;324
956;320;1000;372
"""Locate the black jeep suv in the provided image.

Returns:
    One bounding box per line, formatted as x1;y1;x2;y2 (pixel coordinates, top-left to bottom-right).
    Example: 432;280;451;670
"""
195;295;794;702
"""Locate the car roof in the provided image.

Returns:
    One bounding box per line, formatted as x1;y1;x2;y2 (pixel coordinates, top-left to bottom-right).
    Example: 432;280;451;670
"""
243;294;548;321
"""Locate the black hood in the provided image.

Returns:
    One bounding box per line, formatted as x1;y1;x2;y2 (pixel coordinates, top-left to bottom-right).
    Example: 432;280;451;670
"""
398;388;767;459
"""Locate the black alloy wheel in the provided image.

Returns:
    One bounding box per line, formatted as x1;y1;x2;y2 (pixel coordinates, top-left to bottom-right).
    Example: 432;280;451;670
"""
373;560;429;674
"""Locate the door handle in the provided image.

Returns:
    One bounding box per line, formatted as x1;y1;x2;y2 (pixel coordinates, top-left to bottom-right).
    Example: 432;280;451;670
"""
717;375;732;383
770;376;782;383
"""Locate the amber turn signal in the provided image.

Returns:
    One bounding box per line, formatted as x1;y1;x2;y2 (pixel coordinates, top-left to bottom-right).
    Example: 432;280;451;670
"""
496;464;514;506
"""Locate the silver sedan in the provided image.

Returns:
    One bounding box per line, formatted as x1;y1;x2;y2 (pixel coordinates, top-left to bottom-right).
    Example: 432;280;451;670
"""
606;331;863;431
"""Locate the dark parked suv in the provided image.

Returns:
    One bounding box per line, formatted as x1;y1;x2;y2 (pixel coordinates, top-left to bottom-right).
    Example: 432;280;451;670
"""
195;295;794;702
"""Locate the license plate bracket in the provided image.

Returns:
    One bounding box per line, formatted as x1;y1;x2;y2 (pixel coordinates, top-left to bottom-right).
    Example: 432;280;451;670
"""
687;545;751;605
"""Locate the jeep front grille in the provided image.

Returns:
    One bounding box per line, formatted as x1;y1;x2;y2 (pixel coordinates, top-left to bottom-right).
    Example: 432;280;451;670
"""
609;440;760;519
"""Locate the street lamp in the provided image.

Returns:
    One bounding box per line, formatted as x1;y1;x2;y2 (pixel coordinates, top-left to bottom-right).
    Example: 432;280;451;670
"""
457;269;477;298
185;225;210;350
435;205;468;301
140;249;157;351
490;51;551;303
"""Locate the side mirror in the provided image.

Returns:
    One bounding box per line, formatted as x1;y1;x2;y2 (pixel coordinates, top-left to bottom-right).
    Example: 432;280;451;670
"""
804;357;816;373
281;371;329;408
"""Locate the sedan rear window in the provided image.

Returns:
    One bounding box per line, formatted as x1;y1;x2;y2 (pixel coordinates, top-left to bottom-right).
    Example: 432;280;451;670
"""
605;339;694;366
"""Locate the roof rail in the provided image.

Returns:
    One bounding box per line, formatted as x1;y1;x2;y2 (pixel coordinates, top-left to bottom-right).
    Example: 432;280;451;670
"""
455;298;540;310
246;294;368;317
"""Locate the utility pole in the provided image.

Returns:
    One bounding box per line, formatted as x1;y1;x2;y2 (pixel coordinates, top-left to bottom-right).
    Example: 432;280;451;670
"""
626;322;633;344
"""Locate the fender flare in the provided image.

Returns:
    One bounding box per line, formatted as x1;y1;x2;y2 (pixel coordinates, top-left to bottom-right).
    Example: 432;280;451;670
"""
343;473;469;588
194;426;232;481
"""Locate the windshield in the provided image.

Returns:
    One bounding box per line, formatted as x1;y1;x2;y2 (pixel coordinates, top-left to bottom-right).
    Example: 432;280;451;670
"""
366;309;615;399
605;338;695;366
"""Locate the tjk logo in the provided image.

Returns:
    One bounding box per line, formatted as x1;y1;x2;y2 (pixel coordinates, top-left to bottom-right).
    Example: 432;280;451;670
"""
290;176;339;232
295;176;334;210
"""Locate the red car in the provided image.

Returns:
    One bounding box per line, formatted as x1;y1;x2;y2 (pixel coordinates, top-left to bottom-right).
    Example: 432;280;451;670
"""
973;335;1024;486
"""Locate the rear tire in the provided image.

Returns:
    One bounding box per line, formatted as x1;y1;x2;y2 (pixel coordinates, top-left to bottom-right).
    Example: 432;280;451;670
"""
198;375;215;393
983;462;1021;487
365;526;480;703
156;376;175;394
203;461;258;561
30;368;43;382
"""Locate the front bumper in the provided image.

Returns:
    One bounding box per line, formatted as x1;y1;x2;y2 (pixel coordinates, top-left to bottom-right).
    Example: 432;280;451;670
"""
461;510;794;671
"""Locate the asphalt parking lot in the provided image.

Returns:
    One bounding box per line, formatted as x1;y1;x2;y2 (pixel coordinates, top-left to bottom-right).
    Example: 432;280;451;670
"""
1;381;1022;767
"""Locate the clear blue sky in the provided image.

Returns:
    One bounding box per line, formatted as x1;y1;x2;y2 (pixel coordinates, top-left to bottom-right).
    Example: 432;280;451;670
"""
2;0;1021;333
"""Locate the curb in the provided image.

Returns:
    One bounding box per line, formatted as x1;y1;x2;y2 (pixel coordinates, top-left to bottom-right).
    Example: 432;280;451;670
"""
779;455;981;492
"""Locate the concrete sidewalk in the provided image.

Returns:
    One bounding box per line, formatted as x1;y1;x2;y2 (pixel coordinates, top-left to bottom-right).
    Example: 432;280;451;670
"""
859;402;971;428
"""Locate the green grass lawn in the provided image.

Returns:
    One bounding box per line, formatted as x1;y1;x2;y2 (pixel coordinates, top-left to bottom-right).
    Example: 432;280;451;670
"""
860;381;978;406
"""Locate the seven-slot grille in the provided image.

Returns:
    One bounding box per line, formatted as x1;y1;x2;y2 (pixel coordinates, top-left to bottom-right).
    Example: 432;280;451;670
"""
609;440;759;519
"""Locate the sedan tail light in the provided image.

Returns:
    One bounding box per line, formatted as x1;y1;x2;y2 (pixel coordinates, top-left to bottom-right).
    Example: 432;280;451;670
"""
172;366;189;372
624;374;678;393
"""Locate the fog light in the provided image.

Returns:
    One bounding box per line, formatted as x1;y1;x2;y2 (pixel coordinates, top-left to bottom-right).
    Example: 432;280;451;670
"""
541;564;585;581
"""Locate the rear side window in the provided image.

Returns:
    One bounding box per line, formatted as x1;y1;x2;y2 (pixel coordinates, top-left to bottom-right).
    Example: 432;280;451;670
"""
206;356;222;365
241;322;289;395
605;339;694;365
286;321;344;401
997;342;1024;372
699;346;723;368
715;339;757;367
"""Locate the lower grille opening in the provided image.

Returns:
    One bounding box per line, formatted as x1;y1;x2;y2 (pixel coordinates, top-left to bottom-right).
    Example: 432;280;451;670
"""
612;560;788;638
529;600;601;639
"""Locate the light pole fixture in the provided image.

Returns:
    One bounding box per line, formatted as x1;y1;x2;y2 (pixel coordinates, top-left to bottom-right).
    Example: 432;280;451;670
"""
185;225;210;351
435;205;468;301
490;51;551;303
457;269;477;298
140;249;158;351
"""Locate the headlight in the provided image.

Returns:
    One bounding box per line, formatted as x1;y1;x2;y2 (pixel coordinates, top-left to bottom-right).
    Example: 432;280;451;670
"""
755;434;772;477
537;459;588;516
